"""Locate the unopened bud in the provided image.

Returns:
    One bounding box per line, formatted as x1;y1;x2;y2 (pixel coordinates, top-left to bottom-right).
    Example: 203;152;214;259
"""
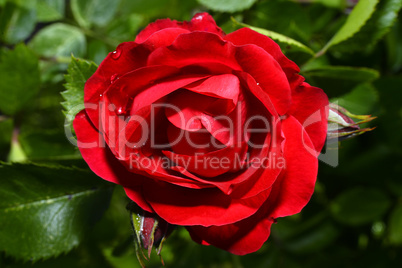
127;202;174;267
327;103;376;143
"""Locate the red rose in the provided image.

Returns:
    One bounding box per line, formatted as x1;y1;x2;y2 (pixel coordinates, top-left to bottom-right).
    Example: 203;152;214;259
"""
73;13;328;255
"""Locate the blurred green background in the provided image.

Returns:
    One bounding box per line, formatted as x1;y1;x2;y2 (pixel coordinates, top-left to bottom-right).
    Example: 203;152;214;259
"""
1;0;402;267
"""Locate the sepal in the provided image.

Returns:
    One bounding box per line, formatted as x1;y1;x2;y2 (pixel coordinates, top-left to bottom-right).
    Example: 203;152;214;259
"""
127;202;174;267
327;103;376;142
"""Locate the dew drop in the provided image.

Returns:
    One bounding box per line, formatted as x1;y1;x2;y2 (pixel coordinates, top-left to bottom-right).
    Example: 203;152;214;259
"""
111;49;121;59
256;82;260;86
193;14;204;21
117;107;124;115
110;73;119;83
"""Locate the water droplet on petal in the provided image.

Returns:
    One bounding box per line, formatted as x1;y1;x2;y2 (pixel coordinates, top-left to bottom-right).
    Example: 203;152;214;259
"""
256;82;260;86
116;103;130;116
110;73;119;83
111;49;121;59
193;14;204;21
117;107;124;115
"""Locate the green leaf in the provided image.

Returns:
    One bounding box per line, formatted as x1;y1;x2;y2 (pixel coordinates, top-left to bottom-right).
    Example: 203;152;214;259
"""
311;0;346;9
386;19;402;73
19;129;80;161
198;0;258;12
272;213;339;254
248;1;313;42
87;40;109;65
318;0;379;55
0;1;36;44
388;203;402;245
0;117;13;160
284;222;339;254
331;83;379;115
0;44;41;115
374;77;402;152
3;245;114;268
334;0;402;52
330;188;391;226
303;66;379;96
386;177;402;197
62;56;98;123
92;187;132;245
0;163;113;261
29;23;86;58
231;18;315;56
118;0;197;19
106;13;144;43
70;0;121;28
35;0;65;22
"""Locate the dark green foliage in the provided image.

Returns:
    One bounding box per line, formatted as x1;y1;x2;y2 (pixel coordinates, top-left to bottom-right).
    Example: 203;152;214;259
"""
61;56;98;123
0;44;41;116
0;163;113;261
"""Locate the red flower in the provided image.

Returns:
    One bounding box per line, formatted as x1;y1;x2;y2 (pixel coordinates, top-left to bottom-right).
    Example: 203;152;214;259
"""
73;13;328;255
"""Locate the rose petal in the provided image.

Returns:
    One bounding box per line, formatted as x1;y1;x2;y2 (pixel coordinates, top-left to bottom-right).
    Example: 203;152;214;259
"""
147;32;241;71
195;89;249;147
168;124;224;155
233;44;291;115
101;67;210;156
184;74;240;108
206;104;282;200
187;13;225;37
148;32;293;115
228;135;283;199
130;74;210;115
143;181;271;226
85;26;204;131
123;153;214;190
165;102;202;132
288;82;328;154
187;201;274;255
75;110;209;199
165;89;239;134
235;71;278;126
73;110;132;184
169;165;233;194
73;110;153;212
140;28;191;48
104;65;178;110
162;141;248;178
267;115;318;218
84;42;149;129
135;13;224;43
187;116;319;254
224;27;304;90
209;72;285;199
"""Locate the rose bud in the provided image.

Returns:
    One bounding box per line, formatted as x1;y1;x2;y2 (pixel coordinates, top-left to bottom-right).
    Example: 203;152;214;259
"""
327;103;376;143
73;13;329;255
127;202;174;267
